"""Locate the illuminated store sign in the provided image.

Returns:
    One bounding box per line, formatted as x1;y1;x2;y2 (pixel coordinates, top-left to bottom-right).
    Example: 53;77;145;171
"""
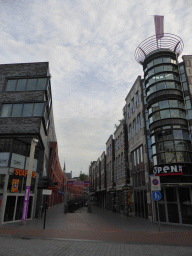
153;165;183;176
11;153;25;169
14;169;36;178
0;153;10;167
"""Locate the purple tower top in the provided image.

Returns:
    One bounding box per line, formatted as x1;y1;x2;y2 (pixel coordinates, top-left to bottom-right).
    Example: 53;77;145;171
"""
135;33;184;65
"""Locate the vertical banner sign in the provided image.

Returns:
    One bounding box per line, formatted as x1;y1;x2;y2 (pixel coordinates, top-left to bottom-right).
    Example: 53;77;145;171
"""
154;15;164;40
11;179;19;192
21;186;30;221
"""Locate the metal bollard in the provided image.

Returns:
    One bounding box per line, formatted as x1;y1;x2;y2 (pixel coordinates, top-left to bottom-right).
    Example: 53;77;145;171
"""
88;202;92;213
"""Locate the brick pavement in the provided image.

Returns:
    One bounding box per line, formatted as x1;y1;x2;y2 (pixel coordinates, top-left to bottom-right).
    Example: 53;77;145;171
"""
0;203;192;247
0;236;192;256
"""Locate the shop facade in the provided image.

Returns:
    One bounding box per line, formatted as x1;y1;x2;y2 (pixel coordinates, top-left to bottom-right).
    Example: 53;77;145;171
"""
0;167;38;223
0;62;57;223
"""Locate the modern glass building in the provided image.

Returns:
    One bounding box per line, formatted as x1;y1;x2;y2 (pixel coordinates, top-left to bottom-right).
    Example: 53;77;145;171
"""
135;34;192;225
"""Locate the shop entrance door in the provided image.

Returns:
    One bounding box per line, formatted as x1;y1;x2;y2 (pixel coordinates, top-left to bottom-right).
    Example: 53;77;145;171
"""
155;186;192;225
178;187;192;225
4;195;34;223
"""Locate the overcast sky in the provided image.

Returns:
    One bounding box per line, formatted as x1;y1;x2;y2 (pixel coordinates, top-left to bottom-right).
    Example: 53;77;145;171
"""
1;0;192;177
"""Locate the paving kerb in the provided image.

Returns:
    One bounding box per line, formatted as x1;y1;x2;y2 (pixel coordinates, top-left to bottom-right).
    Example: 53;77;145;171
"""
0;237;191;256
0;203;192;247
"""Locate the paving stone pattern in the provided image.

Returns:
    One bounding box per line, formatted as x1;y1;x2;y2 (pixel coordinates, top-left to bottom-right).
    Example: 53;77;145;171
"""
0;237;192;256
0;203;192;255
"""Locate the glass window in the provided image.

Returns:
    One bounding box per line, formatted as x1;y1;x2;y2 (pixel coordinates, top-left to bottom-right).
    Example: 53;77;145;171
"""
152;102;159;112
136;91;140;107
183;130;189;140
157;82;165;90
163;130;173;140
170;109;179;118
159;100;169;109
151;135;155;144
155;66;163;73
12;104;23;117
156;131;163;142
128;104;131;118
176;152;186;162
137;113;142;130
154;58;162;65
181;74;186;82
160;109;170;119
151;76;156;84
153;155;157;165
176;83;182;90
185;100;191;109
169;100;178;108
36;78;47;90
33;103;44;116
171;59;177;64
148;69;155;77
165;152;176;163
182;82;188;91
132;98;135;113
163;126;171;129
163;65;172;71
1;104;12;117
178;100;185;109
175;141;188;151
152;145;156;155
151;85;157;93
188;109;192;119
157;153;165;163
22;103;33;117
159;73;164;80
148;107;152;115
174;74;180;81
164;141;175;151
165;73;174;80
179;65;185;73
163;57;171;63
179;110;186;118
173;130;183;139
16;79;27;91
147;61;153;69
26;79;37;91
157;142;164;153
172;66;178;72
133;119;136;135
6;80;16;91
153;111;161;121
129;124;132;139
166;81;175;89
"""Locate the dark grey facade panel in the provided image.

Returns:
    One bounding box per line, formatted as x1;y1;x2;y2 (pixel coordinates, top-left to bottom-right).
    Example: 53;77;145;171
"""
147;90;183;105
0;62;48;80
149;118;188;131
0;117;41;134
0;91;45;103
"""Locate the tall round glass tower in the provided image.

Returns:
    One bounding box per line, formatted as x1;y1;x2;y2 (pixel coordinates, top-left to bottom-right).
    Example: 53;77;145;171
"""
135;34;191;175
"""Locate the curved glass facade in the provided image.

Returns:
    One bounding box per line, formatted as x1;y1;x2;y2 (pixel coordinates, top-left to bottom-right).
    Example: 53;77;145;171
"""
143;50;190;166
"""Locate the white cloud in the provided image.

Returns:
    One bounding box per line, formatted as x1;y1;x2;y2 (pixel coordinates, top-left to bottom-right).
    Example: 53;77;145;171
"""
0;0;192;176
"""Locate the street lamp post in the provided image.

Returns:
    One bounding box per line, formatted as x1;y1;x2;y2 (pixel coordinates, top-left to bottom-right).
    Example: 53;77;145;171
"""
21;138;38;224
